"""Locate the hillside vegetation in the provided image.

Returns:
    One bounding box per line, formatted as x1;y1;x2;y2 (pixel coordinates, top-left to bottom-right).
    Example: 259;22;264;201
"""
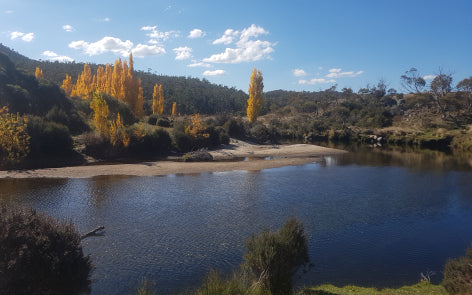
1;44;472;169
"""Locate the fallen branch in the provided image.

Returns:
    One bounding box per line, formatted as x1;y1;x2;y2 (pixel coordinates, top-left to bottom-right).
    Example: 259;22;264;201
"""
81;226;105;240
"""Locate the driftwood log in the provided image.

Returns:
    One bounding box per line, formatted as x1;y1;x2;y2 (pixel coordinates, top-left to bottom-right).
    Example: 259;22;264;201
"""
81;226;105;240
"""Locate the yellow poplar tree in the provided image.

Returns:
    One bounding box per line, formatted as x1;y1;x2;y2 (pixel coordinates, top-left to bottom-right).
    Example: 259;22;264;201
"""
104;63;113;95
157;84;164;114
61;74;72;97
247;68;264;122
73;63;93;99
135;78;144;117
90;91;109;136
0;107;30;164
171;102;177;116
109;113;125;147
34;67;43;79
152;84;159;114
111;58;123;100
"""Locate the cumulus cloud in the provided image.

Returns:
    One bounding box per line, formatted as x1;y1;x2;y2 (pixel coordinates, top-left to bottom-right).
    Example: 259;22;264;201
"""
10;31;34;42
293;69;306;77
132;44;166;57
326;68;364;78
187;60;212;68
42;50;74;62
173;46;192;60
62;25;75;32
141;25;179;44
203;69;226;76
204;24;274;64
299;78;336;85
213;29;239;45
423;75;437;80
69;36;133;56
188;28;205;39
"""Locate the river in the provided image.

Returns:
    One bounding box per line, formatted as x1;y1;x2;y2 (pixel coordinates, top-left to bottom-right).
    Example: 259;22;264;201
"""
1;147;472;294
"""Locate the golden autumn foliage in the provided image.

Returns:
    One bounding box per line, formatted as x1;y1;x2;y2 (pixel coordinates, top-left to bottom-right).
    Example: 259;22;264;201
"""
71;63;93;99
152;84;159;114
34;67;43;79
152;84;165;115
247;68;264;122
65;53;144;117
61;74;72;97
0;106;30;164
90;91;109;136
171;102;177;116
109;113;129;147
185;113;209;138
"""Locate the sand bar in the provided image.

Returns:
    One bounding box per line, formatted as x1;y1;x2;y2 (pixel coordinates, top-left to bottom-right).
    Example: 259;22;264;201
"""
0;140;346;179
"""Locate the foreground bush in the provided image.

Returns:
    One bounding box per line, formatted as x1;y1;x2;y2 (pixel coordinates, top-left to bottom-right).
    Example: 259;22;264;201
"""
443;244;472;294
243;217;309;295
0;203;92;295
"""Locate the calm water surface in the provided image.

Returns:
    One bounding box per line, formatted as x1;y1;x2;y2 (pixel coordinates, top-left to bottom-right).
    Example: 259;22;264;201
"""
1;149;472;294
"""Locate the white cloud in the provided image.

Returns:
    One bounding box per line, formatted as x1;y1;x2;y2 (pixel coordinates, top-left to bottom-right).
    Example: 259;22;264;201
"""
69;36;133;56
5;10;13;14
423;75;437;80
10;31;34;42
42;50;74;62
132;44;166;57
204;25;274;64
103;17;110;22
140;26;156;31
203;70;226;76
141;25;179;45
188;28;205;39
299;78;336;85
293;69;306;77
326;68;363;78
62;25;75;32
173;46;192;60
213;29;239;45
187;60;212;68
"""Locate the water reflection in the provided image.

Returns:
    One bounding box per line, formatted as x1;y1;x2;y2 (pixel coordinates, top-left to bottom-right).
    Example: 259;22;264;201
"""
1;150;472;294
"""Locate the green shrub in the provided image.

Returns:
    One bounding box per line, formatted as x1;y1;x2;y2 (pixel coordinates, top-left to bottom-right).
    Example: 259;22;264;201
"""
157;117;171;128
129;129;172;156
442;244;472;294
26;117;73;156
243;217;309;295
147;114;159;125
174;131;193;152
0;203;92;295
224;118;246;139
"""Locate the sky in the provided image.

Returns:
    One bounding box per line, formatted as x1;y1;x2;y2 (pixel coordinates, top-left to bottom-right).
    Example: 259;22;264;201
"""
1;0;472;93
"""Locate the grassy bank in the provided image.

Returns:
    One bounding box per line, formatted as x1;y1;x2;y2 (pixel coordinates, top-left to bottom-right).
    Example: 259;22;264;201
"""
301;281;447;295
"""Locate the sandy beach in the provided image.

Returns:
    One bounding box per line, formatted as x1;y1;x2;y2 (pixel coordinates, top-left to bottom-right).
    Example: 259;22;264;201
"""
0;140;346;178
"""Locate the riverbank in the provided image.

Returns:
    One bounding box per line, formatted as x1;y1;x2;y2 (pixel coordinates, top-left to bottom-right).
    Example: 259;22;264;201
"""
0;140;345;178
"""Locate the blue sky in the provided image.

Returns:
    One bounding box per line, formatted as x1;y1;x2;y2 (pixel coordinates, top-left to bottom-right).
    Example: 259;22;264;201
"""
1;0;472;93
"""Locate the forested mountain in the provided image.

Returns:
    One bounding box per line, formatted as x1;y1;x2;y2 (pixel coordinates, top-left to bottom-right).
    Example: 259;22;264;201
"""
0;44;247;115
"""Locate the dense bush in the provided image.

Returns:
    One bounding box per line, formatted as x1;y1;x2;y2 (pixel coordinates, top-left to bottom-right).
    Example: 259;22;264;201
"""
26;116;73;156
442;244;472;294
223;118;246;139
0;203;92;295
129;128;172;156
243;217;309;295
